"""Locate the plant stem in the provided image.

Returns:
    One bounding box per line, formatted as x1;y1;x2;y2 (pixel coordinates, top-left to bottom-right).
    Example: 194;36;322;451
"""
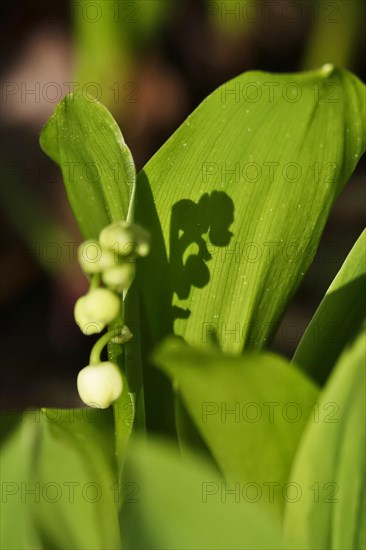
89;327;131;365
123;283;146;431
89;272;101;290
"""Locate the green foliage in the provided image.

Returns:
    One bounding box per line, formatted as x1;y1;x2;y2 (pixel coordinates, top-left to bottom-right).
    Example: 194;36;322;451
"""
121;437;285;549
0;409;118;549
154;338;319;518
136;66;365;355
2;66;365;549
293;229;366;385
284;329;366;549
40;93;135;238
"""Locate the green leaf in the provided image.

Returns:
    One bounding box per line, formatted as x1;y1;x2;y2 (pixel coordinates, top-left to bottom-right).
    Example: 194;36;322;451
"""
154;338;319;517
0;409;119;550
111;366;136;486
40;408;119;548
40;92;135;239
121;437;285;549
136;66;366;354
284;329;366;549
40;93;142;475
0;414;41;549
293;229;366;385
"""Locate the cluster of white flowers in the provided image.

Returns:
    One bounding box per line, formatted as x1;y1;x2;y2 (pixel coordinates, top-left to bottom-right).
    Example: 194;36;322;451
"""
74;220;150;409
75;220;150;334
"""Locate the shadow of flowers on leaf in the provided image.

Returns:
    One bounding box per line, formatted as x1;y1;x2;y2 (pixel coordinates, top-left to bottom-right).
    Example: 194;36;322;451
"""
169;191;234;321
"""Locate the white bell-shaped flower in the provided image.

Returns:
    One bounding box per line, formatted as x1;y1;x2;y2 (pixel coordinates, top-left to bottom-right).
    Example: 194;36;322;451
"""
78;240;116;274
74;288;120;335
77;361;123;408
99;221;150;258
102;262;136;293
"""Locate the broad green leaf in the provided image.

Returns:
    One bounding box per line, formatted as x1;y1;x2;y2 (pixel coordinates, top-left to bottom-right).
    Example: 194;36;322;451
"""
154;338;319;517
293;229;366;385
284;329;366;549
0;409;119;550
40;93;142;474
136;66;366;355
39;408;119;549
40;92;135;239
0;414;41;549
121;437;285;549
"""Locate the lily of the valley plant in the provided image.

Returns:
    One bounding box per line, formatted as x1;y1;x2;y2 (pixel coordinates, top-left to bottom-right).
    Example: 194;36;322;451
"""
1;65;365;550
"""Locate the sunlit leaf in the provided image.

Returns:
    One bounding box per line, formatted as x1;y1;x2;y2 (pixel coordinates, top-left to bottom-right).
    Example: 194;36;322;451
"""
293;229;366;384
284;329;366;549
0;409;119;550
40;92;135;239
154;337;319;517
136;66;366;357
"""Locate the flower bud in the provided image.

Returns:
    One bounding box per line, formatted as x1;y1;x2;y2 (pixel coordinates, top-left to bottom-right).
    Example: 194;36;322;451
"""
99;221;150;258
102;262;135;293
78;240;116;274
74;288;120;334
77;362;123;408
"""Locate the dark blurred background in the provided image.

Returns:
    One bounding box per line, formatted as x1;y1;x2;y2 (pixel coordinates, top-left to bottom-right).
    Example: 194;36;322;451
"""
1;0;365;408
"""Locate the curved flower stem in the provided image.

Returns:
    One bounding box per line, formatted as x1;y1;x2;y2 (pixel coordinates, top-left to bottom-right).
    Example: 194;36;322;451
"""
89;272;101;290
89;327;132;365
